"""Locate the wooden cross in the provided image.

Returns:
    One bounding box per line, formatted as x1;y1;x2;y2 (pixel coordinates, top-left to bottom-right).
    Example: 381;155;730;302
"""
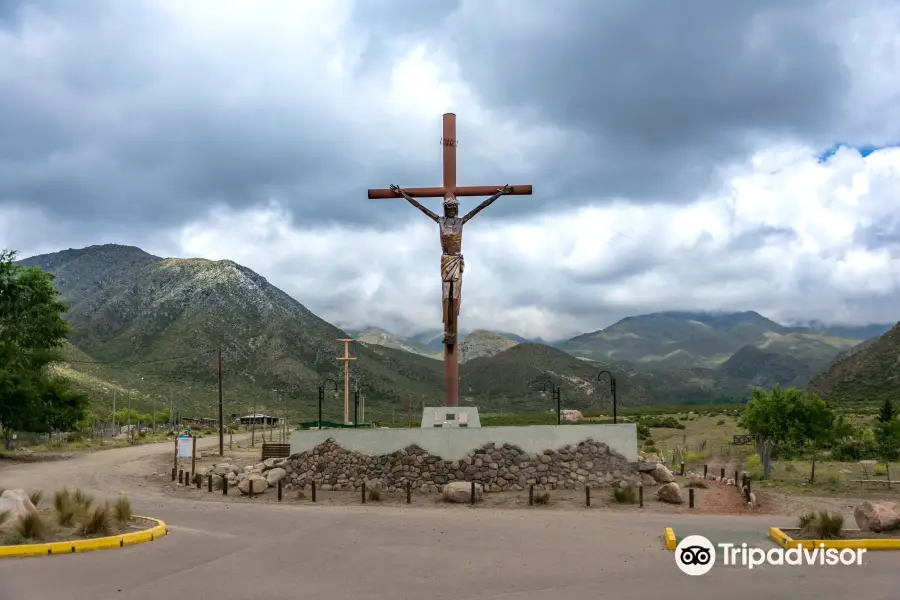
367;113;533;408
336;338;357;424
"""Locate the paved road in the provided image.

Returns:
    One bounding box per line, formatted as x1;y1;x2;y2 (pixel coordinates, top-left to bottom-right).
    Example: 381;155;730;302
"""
1;440;897;600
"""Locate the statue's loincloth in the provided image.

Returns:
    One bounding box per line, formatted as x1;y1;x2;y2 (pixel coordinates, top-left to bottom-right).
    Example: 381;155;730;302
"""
441;254;464;285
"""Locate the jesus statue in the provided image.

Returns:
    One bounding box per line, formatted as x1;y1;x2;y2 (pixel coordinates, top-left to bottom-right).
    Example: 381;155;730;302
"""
389;183;513;345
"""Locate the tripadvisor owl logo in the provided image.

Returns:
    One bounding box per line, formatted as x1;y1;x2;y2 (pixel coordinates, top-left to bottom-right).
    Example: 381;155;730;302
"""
674;534;866;575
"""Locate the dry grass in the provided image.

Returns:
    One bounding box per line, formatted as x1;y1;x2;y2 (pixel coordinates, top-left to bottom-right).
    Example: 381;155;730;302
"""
113;496;132;524
685;479;709;489
78;504;113;536
534;490;551;505
15;512;47;541
28;490;43;507
0;510;9;528
72;488;93;508
53;488;81;527
612;484;637;504
798;509;844;539
367;485;382;502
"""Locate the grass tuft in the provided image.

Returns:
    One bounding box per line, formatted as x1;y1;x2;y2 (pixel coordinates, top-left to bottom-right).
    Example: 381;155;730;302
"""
72;488;93;509
15;512;47;541
28;490;43;507
53;488;82;527
113;496;132;524
0;510;9;528
798;509;844;539
367;485;382;502
534;490;551;505
613;484;637;504
78;504;113;537
685;479;708;489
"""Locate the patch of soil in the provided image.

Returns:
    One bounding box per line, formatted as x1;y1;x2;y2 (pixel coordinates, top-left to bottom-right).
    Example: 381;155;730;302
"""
785;528;900;541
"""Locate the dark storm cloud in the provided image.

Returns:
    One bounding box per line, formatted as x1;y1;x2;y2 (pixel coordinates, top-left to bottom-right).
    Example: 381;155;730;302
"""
0;0;867;239
351;0;853;206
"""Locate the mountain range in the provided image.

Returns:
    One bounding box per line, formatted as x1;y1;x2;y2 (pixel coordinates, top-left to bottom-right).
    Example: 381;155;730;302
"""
14;244;899;420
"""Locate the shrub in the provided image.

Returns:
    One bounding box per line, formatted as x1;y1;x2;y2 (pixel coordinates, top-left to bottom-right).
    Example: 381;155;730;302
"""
28;490;43;507
874;465;887;477
638;416;686;430
534;490;551;505
685;480;708;489
744;455;764;480
784;463;797;473
113;496;132;524
683;451;706;464
798;510;843;539
716;419;726;426
0;510;9;528
613;484;637;504
78;504;113;536
15;512;47;541
823;471;844;486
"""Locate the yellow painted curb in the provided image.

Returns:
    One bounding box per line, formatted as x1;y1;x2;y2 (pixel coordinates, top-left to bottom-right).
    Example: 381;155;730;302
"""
0;516;167;559
664;527;677;551
769;527;900;551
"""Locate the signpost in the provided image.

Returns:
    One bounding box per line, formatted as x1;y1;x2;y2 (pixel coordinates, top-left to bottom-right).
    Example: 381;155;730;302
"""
175;430;196;482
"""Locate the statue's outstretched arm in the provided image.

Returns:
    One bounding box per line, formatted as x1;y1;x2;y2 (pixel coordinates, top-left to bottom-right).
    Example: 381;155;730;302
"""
462;185;513;224
391;184;439;222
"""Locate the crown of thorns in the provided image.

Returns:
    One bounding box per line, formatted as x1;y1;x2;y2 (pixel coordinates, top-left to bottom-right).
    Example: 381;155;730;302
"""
443;195;459;205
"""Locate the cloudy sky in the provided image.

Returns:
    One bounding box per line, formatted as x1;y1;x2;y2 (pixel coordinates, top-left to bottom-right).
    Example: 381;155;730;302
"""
2;0;899;341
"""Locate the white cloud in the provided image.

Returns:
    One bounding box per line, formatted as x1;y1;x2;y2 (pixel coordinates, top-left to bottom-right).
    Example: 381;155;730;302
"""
155;144;900;340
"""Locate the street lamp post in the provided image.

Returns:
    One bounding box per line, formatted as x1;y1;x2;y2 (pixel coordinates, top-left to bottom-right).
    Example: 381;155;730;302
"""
597;370;617;424
540;380;562;425
318;378;338;429
354;384;372;427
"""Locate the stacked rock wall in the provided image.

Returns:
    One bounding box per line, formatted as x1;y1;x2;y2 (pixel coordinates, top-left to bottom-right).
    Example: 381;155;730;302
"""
281;437;637;493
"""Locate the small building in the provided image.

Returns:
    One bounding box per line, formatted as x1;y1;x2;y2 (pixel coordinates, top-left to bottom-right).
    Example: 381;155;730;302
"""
238;413;283;426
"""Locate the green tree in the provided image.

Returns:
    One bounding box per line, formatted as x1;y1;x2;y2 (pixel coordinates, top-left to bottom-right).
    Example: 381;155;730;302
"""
740;386;836;453
0;250;86;447
878;398;895;424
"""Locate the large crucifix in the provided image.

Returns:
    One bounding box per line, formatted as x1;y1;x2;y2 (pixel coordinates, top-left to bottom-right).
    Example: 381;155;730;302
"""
368;113;533;407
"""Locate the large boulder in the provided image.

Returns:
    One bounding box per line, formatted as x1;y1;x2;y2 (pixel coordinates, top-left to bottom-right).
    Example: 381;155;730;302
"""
650;463;675;484
657;482;684;504
442;481;482;503
0;490;38;532
263;457;282;469
238;474;269;495
854;501;900;532
266;467;287;486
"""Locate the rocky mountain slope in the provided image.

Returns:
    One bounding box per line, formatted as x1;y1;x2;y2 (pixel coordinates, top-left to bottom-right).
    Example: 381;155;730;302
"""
556;310;868;371
18;245;445;421
808;322;900;406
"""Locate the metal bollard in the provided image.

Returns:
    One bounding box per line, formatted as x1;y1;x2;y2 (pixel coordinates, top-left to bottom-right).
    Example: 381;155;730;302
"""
171;468;176;482
720;467;725;479
361;482;366;504
585;486;591;507
207;474;212;492
703;465;708;478
680;462;685;476
178;469;184;485
689;488;695;508
406;481;411;504
222;476;228;495
528;484;534;506
470;481;475;505
311;481;316;502
639;485;644;508
278;479;283;502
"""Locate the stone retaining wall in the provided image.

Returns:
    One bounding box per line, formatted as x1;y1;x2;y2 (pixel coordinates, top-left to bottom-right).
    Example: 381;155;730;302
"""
281;437;638;493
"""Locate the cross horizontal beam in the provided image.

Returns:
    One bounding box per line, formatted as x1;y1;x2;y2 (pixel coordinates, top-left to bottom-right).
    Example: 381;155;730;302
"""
367;184;533;200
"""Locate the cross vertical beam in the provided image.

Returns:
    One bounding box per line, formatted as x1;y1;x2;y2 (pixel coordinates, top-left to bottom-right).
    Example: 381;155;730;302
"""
336;339;357;424
366;112;533;409
442;113;459;407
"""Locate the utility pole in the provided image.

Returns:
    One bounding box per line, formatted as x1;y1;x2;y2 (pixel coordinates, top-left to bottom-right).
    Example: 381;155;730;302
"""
336;339;357;424
127;394;132;444
112;390;117;438
218;348;224;456
251;396;257;447
282;392;288;443
152;396;156;433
